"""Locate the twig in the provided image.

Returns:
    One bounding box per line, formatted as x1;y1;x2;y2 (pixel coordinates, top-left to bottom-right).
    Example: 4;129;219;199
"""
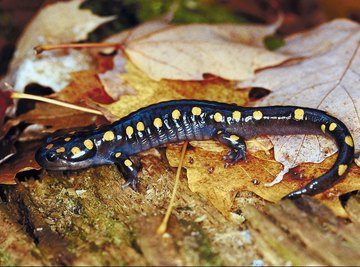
35;42;121;54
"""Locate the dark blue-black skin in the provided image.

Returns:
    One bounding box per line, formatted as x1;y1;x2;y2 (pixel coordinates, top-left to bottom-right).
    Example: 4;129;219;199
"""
35;100;354;199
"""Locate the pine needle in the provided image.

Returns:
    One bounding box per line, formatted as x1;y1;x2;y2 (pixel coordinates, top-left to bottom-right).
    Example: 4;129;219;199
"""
11;92;103;115
157;141;188;235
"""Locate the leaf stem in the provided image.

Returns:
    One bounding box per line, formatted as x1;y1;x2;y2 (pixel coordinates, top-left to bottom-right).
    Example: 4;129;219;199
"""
157;141;188;235
11;92;103;115
35;42;121;54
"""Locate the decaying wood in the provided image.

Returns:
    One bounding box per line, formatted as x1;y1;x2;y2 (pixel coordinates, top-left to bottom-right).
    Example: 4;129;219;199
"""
1;149;360;265
243;196;360;266
0;205;43;265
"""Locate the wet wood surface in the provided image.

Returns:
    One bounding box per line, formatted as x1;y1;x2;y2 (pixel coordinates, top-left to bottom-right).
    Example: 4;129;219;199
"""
1;150;360;265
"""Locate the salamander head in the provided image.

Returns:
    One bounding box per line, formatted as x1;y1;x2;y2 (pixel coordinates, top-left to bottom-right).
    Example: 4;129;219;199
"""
35;135;98;171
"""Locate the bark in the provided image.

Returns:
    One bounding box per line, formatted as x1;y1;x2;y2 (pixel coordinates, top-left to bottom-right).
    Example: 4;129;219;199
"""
1;149;360;265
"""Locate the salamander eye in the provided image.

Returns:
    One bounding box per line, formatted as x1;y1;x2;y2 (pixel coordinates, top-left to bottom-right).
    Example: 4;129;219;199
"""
46;151;58;162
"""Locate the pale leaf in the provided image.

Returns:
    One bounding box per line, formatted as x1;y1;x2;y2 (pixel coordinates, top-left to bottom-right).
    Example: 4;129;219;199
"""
98;52;135;100
98;17;173;99
14;0;114;64
237;19;360;184
124;20;290;81
280;19;360;58
11;50;95;92
5;0;114;91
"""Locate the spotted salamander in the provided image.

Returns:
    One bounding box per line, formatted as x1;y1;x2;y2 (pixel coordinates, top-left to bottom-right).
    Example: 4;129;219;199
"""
35;100;354;199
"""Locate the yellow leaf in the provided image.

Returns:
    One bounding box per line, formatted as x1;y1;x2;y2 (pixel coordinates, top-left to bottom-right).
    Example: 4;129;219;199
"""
100;62;248;120
166;141;360;217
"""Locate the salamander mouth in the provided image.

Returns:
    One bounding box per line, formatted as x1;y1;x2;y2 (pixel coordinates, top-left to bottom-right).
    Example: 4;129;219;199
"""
35;147;48;167
35;146;82;170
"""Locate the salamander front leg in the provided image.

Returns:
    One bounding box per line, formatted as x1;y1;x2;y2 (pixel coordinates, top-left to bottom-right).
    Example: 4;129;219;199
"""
112;152;139;191
214;130;247;168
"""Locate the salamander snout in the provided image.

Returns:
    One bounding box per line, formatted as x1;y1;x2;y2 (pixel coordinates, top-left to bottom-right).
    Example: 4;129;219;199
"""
35;136;97;171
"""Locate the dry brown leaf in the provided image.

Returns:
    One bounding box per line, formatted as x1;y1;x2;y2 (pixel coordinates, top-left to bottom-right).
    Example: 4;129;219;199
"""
3;0;114;91
166;141;359;217
0;142;41;185
1;103;101;172
124;20;290;81
17;102;98;135
237;19;360;185
56;70;113;104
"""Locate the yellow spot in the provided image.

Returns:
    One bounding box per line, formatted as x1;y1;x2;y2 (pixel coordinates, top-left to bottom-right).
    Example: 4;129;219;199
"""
345;136;354;147
126;126;134;137
338;164;348;176
232;111;241;121
103;131;115;141
153;118;163;128
84;139;94;150
56;147;65;153
230;135;240;141
115;152;122;158
172;109;181;120
217;130;222;134
46;144;54;150
64;137;71;142
294;109;305;120
136;122;145;131
71;146;81;155
253;110;263;120
192;107;202;116
321;124;326;133
124;159;133;167
214;112;223;122
329;123;337;131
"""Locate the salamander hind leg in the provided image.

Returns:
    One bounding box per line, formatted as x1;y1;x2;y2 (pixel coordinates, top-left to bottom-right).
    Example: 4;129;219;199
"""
112;151;140;191
214;130;247;168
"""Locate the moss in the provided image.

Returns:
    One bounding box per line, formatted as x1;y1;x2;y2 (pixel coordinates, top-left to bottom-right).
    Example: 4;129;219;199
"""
0;250;14;266
128;0;245;24
184;222;223;266
264;35;285;51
